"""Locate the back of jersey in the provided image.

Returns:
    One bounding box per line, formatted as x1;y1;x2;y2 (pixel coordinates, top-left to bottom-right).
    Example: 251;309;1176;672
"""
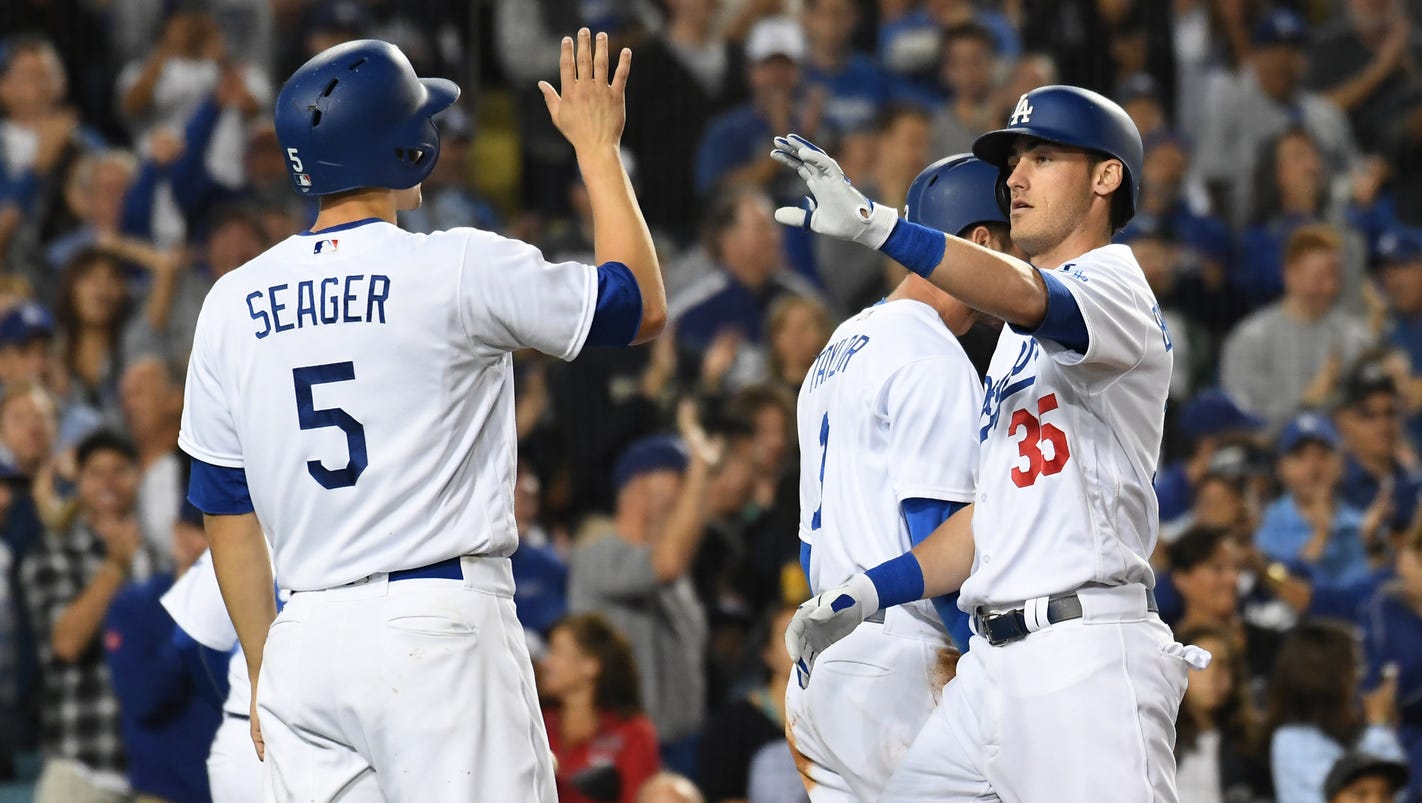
179;220;596;591
797;300;981;632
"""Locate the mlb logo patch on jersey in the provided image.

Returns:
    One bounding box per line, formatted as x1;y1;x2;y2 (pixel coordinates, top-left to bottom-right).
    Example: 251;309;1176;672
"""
314;239;339;254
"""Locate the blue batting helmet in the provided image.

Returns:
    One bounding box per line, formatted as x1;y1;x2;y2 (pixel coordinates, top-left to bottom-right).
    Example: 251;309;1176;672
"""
904;154;1007;237
972;85;1143;225
274;40;460;196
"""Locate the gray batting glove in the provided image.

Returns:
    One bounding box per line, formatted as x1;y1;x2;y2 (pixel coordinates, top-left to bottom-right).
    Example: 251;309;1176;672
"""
784;572;880;689
770;134;900;250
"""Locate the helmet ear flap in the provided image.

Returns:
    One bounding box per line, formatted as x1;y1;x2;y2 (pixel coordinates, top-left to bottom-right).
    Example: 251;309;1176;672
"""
994;170;1012;218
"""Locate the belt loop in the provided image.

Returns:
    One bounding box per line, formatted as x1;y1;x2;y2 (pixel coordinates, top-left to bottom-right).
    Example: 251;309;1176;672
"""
1023;596;1049;633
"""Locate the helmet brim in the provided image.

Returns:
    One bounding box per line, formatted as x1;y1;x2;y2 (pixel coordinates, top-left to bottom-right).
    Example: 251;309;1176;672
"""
420;77;461;116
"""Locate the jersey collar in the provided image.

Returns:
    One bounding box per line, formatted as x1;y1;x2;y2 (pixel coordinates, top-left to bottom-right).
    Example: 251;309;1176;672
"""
299;217;387;236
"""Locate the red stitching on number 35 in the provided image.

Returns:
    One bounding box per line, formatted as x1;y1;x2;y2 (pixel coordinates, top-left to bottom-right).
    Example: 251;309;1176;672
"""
1009;393;1071;487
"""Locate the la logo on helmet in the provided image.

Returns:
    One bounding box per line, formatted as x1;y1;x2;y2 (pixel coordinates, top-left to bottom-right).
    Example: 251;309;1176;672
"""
1009;95;1033;126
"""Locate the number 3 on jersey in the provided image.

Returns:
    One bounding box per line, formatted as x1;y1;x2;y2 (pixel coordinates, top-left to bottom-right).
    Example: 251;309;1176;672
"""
1010;393;1070;487
293;362;368;489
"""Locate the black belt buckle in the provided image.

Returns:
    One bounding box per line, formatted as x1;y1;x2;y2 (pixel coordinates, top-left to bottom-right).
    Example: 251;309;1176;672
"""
977;608;1031;646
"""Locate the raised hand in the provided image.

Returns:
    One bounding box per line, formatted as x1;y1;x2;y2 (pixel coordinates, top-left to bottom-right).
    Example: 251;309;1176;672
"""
770;134;899;249
538;29;631;154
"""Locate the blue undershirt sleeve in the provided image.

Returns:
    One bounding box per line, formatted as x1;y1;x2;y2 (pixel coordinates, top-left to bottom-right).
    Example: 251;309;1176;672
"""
188;459;254;515
585;261;643;347
902;498;973;651
1013;269;1089;353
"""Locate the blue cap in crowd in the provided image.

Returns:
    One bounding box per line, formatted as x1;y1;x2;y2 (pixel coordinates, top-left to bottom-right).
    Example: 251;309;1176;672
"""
1374;227;1422;269
613;435;689;491
1179;389;1265;442
1277;412;1340;454
1252;8;1308;47
1116;73;1162;107
0;302;55;348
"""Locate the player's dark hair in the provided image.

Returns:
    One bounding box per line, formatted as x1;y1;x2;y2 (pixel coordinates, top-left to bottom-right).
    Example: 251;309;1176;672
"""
1265;620;1364;747
957;221;1011;245
76;429;138;469
554;613;643;718
55;248;131;385
1166;526;1231;574
1173;625;1263;761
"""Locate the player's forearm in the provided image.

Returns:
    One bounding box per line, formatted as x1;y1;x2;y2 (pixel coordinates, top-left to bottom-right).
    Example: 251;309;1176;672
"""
909;502;976;598
899;229;1047;329
578;145;666;343
206;512;276;679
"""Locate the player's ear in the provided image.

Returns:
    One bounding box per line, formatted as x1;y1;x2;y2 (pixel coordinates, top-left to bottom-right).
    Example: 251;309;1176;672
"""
965;224;992;248
1092;159;1124;199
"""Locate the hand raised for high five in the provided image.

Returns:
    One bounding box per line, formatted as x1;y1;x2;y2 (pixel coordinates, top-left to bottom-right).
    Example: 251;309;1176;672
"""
538;29;631;153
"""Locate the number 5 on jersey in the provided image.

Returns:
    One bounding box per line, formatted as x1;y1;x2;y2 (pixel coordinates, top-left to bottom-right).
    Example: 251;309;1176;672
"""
1010;393;1070;487
293;362;367;489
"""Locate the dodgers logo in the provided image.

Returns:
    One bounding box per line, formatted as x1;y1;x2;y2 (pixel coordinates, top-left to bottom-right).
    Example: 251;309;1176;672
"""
1009;94;1034;126
979;338;1039;441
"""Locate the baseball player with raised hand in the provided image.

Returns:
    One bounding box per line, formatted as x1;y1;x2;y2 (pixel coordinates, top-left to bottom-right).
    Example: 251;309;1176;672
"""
774;85;1210;802
180;31;664;802
787;154;1013;803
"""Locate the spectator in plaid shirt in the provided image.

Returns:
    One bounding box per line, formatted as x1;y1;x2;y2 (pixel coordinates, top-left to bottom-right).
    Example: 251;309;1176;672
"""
19;430;159;803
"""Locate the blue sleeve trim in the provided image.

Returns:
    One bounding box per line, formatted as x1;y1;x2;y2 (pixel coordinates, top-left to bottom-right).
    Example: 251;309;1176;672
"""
188;459;254;515
800;541;812;590
585;261;643;347
1013;269;1089;353
902;498;964;546
880;219;946;278
865;551;925;609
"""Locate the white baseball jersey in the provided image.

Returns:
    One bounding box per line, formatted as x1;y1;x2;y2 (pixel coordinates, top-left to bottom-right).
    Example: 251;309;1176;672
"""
179;219;598;591
159;550;249;716
960;244;1172;610
798;298;982;633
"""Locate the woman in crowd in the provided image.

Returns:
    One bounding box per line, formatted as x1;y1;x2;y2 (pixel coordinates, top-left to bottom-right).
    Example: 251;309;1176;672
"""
1174;624;1272;803
542;613;660;803
1267;620;1405;803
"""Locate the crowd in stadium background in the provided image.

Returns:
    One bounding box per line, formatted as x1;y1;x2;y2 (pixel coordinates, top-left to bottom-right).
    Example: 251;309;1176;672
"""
1;0;1421;801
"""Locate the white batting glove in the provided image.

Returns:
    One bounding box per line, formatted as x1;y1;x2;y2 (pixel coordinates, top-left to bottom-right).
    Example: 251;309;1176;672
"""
784;572;880;689
770;134;900;250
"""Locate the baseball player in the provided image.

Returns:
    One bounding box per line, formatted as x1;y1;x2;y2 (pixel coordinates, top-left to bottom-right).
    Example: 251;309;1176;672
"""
787;154;1012;802
773;85;1211;802
179;32;665;802
159;548;268;803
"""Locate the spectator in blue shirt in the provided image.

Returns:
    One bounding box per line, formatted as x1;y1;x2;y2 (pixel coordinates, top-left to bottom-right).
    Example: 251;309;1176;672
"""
1334;357;1422;541
1255;413;1384;589
1371;228;1422;447
103;490;220;803
695;17;820;199
1155;389;1267;527
1357;526;1422;803
799;0;907;134
512;461;567;639
1267;620;1406;803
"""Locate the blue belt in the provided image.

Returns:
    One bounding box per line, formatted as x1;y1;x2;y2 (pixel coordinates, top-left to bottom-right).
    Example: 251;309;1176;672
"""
388;556;464;582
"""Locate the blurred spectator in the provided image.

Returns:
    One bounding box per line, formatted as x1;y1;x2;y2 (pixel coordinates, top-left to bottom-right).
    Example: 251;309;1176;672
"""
927;23;1001;158
1370;227;1422;445
542;613;660;803
1267;620;1406;803
1115;73;1168;141
1234;128;1367;309
1221;225;1372;430
699;606;805;803
102;492;219;803
0;383;57;482
637;772;705;803
118;356;183;568
695;17;822;198
0;302;56;406
623;0;748;242
0;35;103;241
1170;0;1253;147
1129;231;1198;401
44;150;137;283
876;0;1020;84
1173;624;1272;803
1334;357;1422;541
52;249;130;438
1357;522;1422;801
766;296;832;395
1306;0;1422;159
1168;526;1282;685
19;430;159;803
1256;413;1383;590
568;419;716;777
397;105;502;235
1021;0;1175;105
671;188;821;376
1322;751;1410;803
1195;9;1358;229
512;461;569;639
800;0;904;134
